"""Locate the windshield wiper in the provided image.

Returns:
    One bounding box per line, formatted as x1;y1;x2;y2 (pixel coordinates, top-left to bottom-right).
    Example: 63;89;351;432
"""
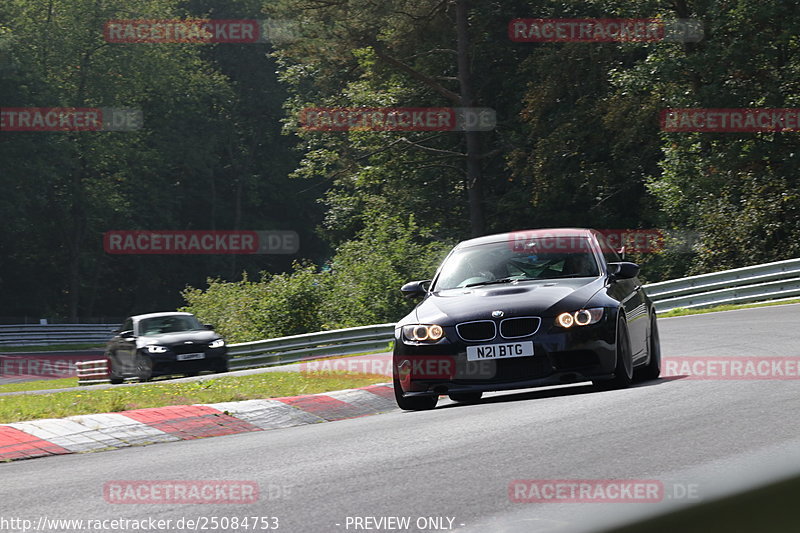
464;277;537;288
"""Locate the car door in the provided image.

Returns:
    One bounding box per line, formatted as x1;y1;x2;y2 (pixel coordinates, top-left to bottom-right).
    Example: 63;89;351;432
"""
599;246;648;361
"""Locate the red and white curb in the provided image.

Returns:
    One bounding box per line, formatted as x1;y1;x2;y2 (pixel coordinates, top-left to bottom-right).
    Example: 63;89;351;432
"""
0;383;395;462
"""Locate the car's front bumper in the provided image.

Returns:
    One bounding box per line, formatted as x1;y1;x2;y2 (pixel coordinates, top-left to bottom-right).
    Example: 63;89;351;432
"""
146;347;228;376
394;319;617;397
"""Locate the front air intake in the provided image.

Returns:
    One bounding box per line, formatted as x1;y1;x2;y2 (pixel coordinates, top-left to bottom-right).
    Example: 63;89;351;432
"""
456;320;496;342
499;317;541;338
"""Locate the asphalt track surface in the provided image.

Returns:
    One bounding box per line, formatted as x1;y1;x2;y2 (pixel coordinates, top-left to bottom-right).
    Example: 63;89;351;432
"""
3;305;800;533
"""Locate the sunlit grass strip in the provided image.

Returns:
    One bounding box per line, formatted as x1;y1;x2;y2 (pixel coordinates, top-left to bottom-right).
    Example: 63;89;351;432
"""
0;371;388;424
0;377;79;394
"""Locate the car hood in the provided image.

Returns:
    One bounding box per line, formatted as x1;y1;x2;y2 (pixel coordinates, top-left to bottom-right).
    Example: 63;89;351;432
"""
135;329;219;348
406;277;606;325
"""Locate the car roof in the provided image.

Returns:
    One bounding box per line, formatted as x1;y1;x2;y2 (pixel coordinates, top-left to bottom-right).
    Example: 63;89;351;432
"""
129;311;196;321
454;228;597;249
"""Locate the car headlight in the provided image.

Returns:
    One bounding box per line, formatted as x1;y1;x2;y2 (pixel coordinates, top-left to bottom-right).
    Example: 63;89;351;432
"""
209;338;225;349
402;324;445;342
556;308;604;328
146;345;168;353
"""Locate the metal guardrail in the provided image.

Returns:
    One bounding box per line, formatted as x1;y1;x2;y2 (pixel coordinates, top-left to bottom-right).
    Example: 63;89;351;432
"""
227;323;395;371
10;258;800;371
0;324;119;346
644;257;800;312
72;324;395;380
225;259;800;368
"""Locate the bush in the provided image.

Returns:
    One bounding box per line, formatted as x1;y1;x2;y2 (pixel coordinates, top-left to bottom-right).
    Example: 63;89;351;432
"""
320;213;451;329
180;262;325;343
180;214;452;342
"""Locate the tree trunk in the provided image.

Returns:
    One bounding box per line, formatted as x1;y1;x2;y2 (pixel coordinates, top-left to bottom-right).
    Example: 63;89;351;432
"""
456;0;485;237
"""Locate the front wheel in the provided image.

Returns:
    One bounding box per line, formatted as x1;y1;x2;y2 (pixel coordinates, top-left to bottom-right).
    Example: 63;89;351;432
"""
637;313;661;381
135;353;153;382
594;315;633;390
108;355;123;384
393;373;438;411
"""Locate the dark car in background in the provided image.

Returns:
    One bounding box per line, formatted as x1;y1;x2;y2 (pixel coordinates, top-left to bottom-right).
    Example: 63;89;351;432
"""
393;228;661;410
105;312;228;383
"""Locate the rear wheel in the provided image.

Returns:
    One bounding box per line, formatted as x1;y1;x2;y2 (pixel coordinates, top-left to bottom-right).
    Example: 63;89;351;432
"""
637;313;661;381
594;315;633;390
448;392;483;403
393;372;438;411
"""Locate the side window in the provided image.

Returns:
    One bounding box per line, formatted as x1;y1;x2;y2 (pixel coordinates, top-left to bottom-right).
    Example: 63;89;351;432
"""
121;318;133;334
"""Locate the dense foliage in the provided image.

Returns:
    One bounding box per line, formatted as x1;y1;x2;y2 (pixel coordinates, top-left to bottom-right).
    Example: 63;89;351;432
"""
180;213;451;341
2;1;799;337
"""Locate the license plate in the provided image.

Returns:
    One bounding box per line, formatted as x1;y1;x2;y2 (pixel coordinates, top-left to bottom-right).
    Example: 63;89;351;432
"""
176;352;205;361
466;341;534;361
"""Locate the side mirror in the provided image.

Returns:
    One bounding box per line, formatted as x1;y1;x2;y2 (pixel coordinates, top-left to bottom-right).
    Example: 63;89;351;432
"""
607;262;640;281
400;280;431;299
204;324;214;330
119;330;134;338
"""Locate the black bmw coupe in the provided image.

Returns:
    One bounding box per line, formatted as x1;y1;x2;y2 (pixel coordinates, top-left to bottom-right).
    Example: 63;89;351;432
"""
105;311;229;382
393;228;661;410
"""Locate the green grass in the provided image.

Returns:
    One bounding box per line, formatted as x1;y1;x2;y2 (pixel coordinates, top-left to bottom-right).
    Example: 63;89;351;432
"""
0;344;396;396
0;343;105;353
659;298;800;318
302;342;394;362
0;371;388;424
0;377;79;394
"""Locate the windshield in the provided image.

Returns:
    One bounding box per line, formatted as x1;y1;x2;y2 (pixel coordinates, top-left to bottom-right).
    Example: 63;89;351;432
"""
433;238;600;290
137;315;203;335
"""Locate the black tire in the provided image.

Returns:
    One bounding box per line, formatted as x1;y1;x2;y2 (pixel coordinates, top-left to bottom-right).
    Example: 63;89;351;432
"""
393;373;438;411
448;392;483;403
184;371;199;378
594;315;633;390
637;313;661;381
135;352;153;382
108;355;124;384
